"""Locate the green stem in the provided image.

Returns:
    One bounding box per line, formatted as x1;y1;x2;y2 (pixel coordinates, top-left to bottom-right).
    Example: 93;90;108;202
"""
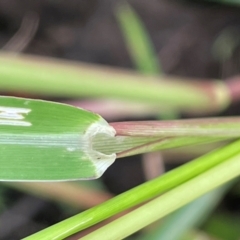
115;2;161;74
0;53;231;113
140;183;231;240
93;117;240;157
24;139;240;240
82;153;240;240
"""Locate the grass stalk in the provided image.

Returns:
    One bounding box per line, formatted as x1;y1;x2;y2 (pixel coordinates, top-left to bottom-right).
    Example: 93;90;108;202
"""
93;117;240;157
25;139;240;240
0;53;236;113
115;2;161;74
139;183;231;240
82;153;240;240
111;117;240;137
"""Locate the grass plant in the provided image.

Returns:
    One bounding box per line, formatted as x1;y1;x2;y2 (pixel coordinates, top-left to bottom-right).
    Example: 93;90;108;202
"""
0;3;239;239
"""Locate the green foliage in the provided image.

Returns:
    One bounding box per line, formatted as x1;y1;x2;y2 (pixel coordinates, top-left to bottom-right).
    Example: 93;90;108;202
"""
24;139;240;239
138;183;231;240
0;53;232;113
115;2;161;74
0;3;239;238
202;211;240;240
0;96;115;180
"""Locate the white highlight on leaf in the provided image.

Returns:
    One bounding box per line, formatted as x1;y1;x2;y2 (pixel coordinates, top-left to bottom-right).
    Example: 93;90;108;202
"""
0;106;31;126
67;147;76;152
0;120;31;126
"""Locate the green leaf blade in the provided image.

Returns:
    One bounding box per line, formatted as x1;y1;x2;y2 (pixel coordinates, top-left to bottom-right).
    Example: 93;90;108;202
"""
116;2;161;74
0;96;116;181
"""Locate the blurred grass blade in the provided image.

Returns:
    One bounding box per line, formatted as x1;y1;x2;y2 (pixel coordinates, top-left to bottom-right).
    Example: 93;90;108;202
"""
116;2;174;120
0;96;116;181
25;139;240;240
0;53;237;114
81;153;240;240
116;2;161;74
4;182;112;209
139;183;231;240
202;211;240;239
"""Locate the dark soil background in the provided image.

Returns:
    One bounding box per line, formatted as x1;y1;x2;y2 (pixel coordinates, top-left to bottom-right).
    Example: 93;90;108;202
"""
0;0;240;239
